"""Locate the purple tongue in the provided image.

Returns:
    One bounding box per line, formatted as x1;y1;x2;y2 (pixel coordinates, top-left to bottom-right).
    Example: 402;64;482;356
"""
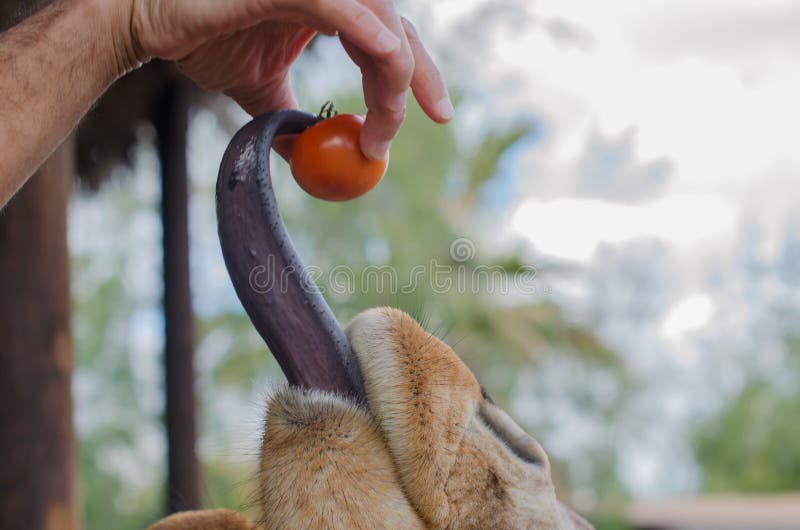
216;110;365;399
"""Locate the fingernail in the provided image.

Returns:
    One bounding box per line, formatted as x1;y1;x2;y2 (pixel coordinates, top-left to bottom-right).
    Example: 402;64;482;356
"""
437;97;455;121
376;28;402;54
365;141;391;161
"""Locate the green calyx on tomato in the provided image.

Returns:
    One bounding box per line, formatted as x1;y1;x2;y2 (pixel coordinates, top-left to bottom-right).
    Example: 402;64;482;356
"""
318;100;339;120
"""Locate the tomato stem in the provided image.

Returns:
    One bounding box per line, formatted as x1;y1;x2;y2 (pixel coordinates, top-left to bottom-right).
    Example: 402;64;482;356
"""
318;101;339;120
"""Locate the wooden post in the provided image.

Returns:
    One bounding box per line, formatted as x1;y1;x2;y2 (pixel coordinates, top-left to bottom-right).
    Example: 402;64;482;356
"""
0;141;77;530
155;82;200;513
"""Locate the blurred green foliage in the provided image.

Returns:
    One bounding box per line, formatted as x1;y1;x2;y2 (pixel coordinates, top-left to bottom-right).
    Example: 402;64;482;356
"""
588;515;634;530
693;337;800;493
465;120;536;203
74;242;162;528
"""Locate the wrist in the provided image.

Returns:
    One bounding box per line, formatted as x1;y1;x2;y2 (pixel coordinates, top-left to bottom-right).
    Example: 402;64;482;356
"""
87;0;149;79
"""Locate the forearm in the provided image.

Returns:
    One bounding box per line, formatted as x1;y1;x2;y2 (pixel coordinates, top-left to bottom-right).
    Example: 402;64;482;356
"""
0;0;134;207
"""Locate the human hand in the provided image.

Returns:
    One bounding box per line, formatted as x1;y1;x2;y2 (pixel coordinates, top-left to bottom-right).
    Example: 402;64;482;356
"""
115;0;453;160
149;308;593;529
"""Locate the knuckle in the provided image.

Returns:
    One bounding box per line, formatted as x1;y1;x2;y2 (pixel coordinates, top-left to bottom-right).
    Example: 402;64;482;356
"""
366;107;405;136
302;0;330;19
383;51;415;86
349;4;373;31
382;106;407;126
397;57;415;86
400;47;415;73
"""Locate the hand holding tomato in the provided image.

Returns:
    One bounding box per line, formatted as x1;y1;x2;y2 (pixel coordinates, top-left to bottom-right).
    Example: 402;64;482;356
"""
291;105;387;201
124;0;454;161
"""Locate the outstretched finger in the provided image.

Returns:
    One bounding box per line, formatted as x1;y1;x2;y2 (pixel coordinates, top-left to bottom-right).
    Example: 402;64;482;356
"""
402;18;454;123
340;35;398;160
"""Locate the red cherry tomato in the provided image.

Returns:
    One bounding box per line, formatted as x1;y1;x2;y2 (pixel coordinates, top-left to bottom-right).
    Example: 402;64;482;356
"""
290;114;387;201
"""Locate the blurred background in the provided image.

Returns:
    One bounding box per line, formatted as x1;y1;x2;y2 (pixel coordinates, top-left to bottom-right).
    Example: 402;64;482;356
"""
2;0;800;529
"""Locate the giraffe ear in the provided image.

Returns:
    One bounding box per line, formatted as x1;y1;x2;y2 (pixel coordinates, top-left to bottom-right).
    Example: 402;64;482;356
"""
147;509;253;530
477;397;548;466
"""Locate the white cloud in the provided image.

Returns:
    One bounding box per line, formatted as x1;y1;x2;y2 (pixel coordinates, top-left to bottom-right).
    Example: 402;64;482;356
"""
456;0;800;203
511;194;736;261
661;293;715;342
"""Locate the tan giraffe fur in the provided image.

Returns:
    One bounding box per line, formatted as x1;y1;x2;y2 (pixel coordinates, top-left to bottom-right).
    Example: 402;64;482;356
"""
149;308;593;530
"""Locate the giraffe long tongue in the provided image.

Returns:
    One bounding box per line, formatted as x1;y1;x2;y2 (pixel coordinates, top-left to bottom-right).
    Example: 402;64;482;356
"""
216;110;365;399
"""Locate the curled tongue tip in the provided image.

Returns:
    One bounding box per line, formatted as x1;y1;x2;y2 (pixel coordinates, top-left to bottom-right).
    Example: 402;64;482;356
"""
216;110;365;399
